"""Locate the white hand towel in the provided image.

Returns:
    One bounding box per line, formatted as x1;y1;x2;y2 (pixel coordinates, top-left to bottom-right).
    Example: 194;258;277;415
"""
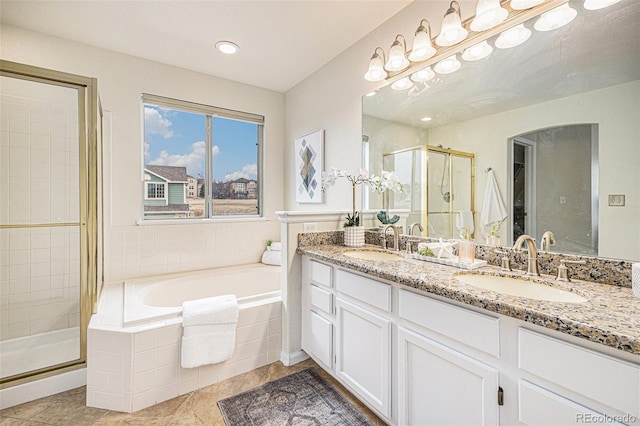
480;169;508;235
455;210;474;236
182;294;238;327
180;295;239;368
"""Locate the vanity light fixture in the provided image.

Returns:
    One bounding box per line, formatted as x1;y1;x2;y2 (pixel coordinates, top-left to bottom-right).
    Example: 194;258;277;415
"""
584;0;621;10
534;3;577;31
509;0;545;10
215;41;240;55
470;0;509;32
408;20;437;62
410;66;436;83
436;1;468;47
364;47;388;82
385;35;410;72
462;40;493;61
434;54;462;74
495;23;531;49
391;77;414;91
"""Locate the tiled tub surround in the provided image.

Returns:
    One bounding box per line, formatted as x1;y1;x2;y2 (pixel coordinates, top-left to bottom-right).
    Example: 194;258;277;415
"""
86;264;282;413
297;233;640;356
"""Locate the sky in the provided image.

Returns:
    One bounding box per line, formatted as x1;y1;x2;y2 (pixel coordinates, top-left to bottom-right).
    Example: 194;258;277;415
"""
144;105;258;182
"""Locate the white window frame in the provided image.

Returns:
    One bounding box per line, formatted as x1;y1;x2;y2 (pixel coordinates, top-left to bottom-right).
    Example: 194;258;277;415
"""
142;94;264;221
145;182;167;200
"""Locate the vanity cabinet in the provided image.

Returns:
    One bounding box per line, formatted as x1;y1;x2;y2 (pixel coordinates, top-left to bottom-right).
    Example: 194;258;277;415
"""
300;255;640;426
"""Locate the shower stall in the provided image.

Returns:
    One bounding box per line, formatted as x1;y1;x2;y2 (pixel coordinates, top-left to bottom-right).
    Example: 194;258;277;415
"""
382;145;475;238
0;60;101;389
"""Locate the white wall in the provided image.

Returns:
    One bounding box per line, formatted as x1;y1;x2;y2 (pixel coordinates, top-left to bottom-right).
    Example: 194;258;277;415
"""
1;25;285;283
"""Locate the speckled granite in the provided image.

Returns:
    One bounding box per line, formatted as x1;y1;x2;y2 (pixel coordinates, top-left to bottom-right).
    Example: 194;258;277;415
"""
297;238;640;357
298;230;634;288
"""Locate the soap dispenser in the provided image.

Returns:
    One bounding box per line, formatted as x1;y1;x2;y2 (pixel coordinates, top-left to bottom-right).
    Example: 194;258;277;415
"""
458;227;476;264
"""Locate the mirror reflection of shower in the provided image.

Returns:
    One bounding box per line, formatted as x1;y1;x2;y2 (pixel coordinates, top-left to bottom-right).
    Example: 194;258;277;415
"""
437;145;454;203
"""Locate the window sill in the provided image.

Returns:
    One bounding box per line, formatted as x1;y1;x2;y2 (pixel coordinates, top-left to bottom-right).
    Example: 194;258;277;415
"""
136;216;268;226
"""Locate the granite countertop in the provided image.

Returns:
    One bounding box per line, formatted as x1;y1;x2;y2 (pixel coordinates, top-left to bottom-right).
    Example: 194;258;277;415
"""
298;244;640;357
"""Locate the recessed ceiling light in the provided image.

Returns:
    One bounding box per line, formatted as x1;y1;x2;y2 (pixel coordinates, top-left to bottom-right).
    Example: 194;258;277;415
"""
215;41;240;55
421;117;433;122
365;90;378;97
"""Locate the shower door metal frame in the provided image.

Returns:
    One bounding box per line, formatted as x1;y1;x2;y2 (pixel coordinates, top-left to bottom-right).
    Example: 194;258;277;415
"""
0;60;100;388
382;144;475;238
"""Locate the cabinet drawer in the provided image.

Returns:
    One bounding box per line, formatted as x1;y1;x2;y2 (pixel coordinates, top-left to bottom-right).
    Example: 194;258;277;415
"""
310;284;333;315
398;289;500;357
519;380;625;425
336;269;391;312
519;328;640;417
310;260;332;288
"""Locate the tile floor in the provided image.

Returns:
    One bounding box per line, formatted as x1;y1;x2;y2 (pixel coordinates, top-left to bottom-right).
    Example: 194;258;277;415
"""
0;359;386;425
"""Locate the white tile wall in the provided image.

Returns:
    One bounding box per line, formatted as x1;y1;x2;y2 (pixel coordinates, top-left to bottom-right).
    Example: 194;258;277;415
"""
86;301;282;413
0;76;81;345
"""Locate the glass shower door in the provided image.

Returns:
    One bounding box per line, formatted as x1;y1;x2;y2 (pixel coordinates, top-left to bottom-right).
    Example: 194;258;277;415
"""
0;75;81;379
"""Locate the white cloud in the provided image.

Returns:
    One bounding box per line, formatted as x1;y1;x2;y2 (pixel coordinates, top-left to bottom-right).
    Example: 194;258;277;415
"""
144;107;173;138
212;145;220;157
148;140;206;175
144;141;150;159
224;163;257;182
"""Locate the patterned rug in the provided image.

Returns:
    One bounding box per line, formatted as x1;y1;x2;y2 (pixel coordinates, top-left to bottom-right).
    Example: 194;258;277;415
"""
217;368;373;426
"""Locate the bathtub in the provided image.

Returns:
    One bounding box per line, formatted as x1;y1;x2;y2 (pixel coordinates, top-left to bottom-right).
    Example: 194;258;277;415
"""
87;263;282;413
123;263;281;326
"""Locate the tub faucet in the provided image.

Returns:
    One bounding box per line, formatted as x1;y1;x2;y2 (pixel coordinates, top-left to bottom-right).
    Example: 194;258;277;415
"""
382;224;399;251
407;222;424;236
513;234;540;276
540;231;556;251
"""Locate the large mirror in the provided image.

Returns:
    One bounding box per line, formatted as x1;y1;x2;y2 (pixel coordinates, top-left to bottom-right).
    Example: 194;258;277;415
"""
363;0;640;261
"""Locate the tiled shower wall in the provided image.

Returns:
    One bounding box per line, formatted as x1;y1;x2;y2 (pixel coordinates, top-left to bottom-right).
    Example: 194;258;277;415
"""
0;76;80;341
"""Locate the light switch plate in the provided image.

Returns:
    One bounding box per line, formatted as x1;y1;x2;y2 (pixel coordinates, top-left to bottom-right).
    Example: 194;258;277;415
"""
608;195;625;206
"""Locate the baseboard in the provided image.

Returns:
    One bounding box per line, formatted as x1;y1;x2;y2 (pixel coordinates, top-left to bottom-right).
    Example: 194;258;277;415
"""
280;350;309;366
0;368;86;410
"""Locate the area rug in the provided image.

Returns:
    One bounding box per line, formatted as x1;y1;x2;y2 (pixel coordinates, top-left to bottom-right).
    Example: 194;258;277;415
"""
217;367;373;426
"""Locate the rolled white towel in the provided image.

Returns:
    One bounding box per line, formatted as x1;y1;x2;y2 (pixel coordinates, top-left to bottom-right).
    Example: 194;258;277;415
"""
269;242;281;251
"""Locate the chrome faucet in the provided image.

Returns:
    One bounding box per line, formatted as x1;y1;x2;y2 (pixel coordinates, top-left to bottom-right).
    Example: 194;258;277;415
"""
513;234;540;276
382;224;400;251
540;231;556;251
407;222;424;236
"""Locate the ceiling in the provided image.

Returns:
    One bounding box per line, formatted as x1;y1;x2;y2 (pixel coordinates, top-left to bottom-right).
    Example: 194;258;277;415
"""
0;0;411;93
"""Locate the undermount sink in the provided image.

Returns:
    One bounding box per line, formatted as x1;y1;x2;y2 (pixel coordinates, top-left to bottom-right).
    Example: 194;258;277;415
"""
343;250;403;261
456;273;588;303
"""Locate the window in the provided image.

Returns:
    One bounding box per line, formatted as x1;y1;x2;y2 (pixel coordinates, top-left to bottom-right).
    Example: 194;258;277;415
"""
146;182;166;199
142;94;263;220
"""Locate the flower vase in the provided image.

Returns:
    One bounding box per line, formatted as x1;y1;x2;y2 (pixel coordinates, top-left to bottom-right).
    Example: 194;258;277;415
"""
344;226;365;248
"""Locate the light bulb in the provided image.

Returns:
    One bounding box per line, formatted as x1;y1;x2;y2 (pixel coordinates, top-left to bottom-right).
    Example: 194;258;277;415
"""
495;23;531;49
471;0;509;32
434;55;461;74
410;66;436;83
364;48;387;82
435;1;468;47
584;0;621;10
408;20;437;62
534;3;577;32
385;35;410;72
391;77;413;91
215;41;240;55
462;41;493;61
509;0;544;10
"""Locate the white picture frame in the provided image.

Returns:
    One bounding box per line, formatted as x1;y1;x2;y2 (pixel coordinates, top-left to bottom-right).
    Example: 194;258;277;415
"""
295;129;324;203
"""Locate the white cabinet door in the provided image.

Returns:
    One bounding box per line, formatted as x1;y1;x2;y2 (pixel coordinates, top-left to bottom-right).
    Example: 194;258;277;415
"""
398;327;500;426
336;297;392;418
307;310;333;369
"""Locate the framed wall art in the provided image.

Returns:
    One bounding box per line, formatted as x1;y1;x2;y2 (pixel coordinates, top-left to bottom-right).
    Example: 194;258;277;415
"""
295;129;324;203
